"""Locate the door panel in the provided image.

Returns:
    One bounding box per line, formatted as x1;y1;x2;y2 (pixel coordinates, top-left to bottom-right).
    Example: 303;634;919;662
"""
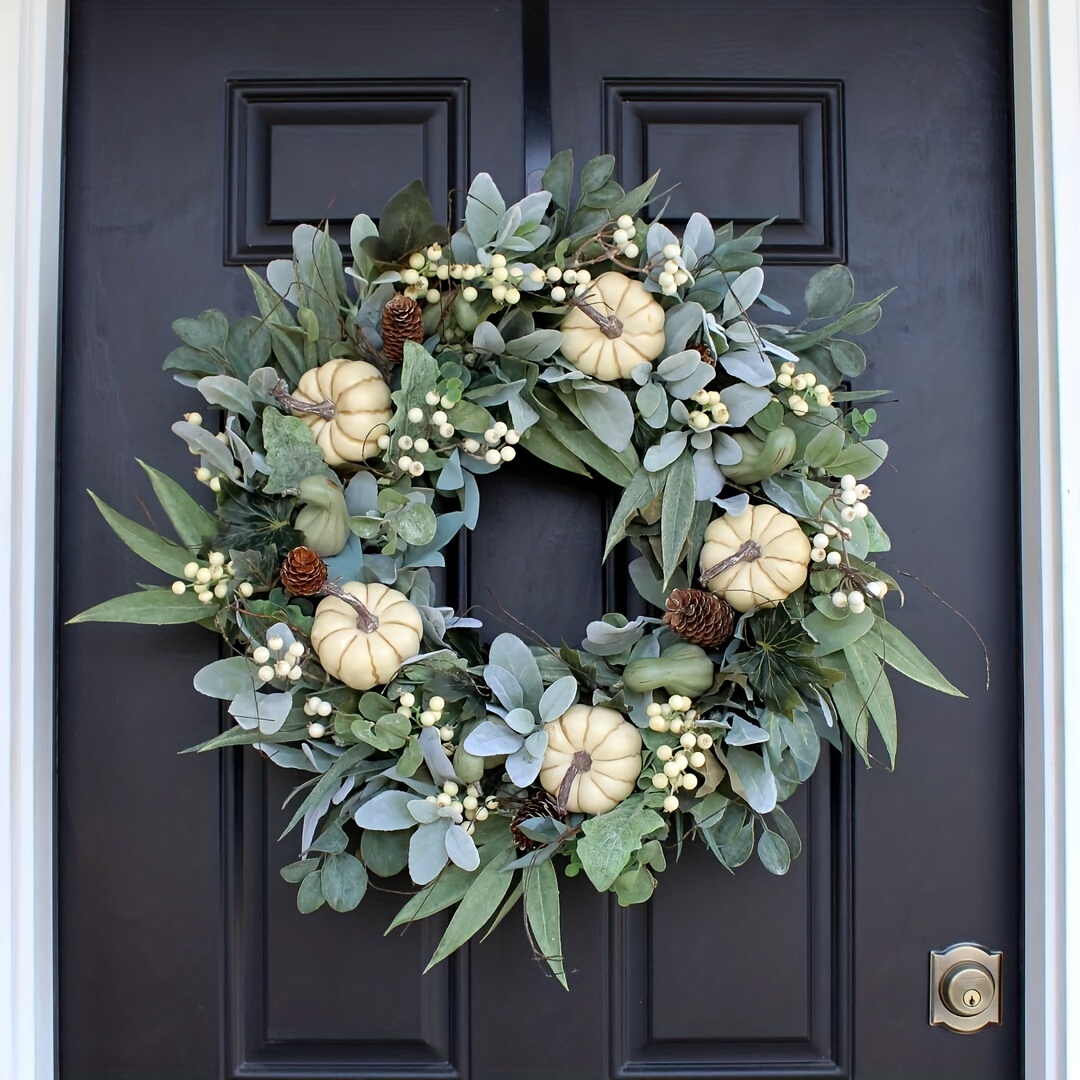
552;5;1019;1077
58;2;1019;1078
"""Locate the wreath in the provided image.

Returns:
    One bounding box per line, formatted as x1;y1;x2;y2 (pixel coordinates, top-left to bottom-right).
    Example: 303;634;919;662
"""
72;151;963;986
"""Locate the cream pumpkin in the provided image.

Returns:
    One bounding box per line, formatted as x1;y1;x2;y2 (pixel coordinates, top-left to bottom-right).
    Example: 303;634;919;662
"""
291;359;391;466
539;704;643;816
559;272;666;381
310;581;422;691
698;504;811;613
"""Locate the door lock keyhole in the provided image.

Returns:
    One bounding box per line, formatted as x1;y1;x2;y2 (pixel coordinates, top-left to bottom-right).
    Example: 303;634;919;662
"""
929;944;1002;1034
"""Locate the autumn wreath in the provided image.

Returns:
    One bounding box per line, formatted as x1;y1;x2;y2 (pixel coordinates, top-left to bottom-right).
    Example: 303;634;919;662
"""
73;151;962;985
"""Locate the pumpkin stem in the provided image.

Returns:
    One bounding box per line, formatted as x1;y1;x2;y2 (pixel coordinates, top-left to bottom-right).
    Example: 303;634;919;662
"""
700;540;763;585
568;294;624;340
322;580;379;633
556;750;593;813
270;379;336;421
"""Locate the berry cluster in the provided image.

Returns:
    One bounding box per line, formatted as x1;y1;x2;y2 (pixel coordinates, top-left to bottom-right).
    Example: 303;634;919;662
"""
303;695;334;738
171;551;252;604
402;247;532;309
395;691;457;753
609;214;640;260
421;781;499;835
183;412;243;492
645;695;716;813
654;241;692;296
774;361;833;415
835;472;872;523
688;389;730;429
253;635;306;685
462;421;519;466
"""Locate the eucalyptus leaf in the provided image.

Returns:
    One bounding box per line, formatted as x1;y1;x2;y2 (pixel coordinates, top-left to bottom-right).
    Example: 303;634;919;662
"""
756;830;792;875
804;264;855;319
321;853;369;912
296;870;325;913
193;657;256;700
361;829;410;878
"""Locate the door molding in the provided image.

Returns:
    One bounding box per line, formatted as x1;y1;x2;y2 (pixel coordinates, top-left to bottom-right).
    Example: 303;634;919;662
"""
2;1;1074;1076
1012;2;1080;1076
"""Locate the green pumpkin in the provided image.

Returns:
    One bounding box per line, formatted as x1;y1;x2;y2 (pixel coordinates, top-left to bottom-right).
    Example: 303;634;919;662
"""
294;475;350;557
622;642;716;697
452;721;487;783
722;426;797;485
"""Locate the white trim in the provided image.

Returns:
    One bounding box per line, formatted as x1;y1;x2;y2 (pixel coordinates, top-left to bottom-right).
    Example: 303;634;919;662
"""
1014;1;1080;1077
0;0;65;1078
3;1;1077;1076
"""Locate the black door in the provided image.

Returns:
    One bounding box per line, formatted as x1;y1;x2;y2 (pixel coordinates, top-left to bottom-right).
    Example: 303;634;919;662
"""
58;2;1020;1077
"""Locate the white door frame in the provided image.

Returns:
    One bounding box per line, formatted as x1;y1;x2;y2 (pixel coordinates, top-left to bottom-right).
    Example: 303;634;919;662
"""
1;1;1075;1076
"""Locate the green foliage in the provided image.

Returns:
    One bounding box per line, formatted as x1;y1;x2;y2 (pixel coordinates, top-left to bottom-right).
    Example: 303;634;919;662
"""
75;149;967;983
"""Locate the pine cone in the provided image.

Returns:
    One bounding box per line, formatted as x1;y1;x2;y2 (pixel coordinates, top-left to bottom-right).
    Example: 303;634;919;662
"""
380;293;425;362
691;342;716;366
663;587;736;647
280;546;328;597
509;791;566;852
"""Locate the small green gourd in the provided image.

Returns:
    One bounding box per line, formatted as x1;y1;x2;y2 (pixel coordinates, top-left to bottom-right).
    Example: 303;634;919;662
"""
622;642;716;697
722;426;797;485
294;475;351;557
453;722;487;783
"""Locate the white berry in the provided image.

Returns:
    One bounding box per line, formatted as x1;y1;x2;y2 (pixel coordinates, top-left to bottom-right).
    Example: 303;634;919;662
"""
831;591;849;609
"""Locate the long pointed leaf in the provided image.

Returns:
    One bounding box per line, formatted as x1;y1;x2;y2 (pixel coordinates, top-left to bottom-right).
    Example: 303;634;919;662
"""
660;451;695;587
525;859;568;988
137;460;217;548
424;846;517;971
867;619;965;697
67;588;215;625
89;492;194;576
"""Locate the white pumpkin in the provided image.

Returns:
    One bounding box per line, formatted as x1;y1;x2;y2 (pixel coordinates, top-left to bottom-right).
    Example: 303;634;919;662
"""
559;272;666;381
539;704;643;815
310;581;422;691
699;504;811;612
292;359;391;466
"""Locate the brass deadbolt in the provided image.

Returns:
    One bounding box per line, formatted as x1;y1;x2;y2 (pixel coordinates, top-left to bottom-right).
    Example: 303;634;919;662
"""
930;944;1002;1034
